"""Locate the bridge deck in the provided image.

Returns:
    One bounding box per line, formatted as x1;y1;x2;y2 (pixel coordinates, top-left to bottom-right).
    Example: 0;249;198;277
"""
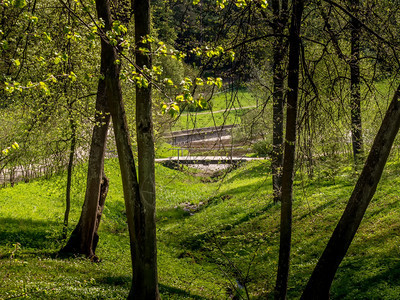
155;156;265;165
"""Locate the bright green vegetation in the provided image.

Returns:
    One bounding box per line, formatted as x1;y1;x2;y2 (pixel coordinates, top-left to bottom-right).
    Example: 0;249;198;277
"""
1;155;400;299
172;90;257;130
209;89;257;111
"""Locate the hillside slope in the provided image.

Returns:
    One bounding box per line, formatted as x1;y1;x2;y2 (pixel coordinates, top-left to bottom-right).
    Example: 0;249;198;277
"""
0;157;399;299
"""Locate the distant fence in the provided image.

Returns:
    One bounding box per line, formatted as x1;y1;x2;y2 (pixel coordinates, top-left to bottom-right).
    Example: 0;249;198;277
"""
0;145;118;187
0;163;65;186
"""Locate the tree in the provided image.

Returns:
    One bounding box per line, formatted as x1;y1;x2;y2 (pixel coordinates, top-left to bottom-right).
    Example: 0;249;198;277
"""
130;0;160;297
271;0;289;203
301;83;400;298
94;0;160;297
63;0;78;239
349;0;363;165
59;78;110;259
274;0;305;299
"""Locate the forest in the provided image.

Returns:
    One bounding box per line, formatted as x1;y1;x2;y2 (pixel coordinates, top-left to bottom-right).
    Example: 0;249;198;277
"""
1;0;400;299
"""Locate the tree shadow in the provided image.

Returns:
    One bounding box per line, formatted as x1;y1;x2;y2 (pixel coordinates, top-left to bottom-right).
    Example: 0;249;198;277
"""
332;258;400;299
0;217;61;254
96;275;209;299
96;274;131;286
159;283;209;299
180;202;275;251
224;162;271;184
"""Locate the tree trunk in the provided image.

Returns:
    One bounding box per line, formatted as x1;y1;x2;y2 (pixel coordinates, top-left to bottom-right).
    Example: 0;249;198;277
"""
62;4;74;240
94;0;160;298
59;76;110;259
301;85;400;299
349;0;363;165
62;117;76;240
274;0;305;299
130;0;160;298
271;0;289;203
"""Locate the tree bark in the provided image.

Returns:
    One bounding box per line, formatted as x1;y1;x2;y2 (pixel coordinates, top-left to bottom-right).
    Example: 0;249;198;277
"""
59;76;110;259
349;0;363;165
62;116;76;240
130;0;160;298
301;85;400;299
94;0;160;297
271;0;289;203
274;0;305;299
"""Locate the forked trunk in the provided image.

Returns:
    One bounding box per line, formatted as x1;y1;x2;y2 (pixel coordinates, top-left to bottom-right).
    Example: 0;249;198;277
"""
59;76;110;259
94;0;160;297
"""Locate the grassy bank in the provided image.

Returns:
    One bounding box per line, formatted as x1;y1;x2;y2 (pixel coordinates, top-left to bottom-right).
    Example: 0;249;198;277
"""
171;89;258;131
1;155;400;299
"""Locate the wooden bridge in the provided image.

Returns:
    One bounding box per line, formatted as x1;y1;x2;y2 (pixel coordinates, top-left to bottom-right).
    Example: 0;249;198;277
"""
155;156;264;165
164;125;236;146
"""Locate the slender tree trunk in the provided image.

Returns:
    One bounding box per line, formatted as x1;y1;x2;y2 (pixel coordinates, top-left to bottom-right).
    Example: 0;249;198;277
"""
274;0;305;299
92;173;109;251
130;0;160;298
59;76;110;259
349;0;363;165
271;0;289;203
62;2;74;240
301;85;400;299
94;0;160;297
63;117;76;239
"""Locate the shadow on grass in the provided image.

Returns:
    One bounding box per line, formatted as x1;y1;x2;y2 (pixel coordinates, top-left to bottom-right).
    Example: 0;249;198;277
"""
97;275;131;286
157;207;191;225
97;275;208;299
181;202;275;251
0;217;61;252
159;283;209;300
332;258;400;299
225;163;271;184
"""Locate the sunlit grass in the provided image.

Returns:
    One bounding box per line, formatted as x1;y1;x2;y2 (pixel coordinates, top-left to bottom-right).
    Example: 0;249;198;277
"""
1;156;400;299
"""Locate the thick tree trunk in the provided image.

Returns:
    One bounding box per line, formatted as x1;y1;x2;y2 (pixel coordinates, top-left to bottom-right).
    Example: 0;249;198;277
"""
301;85;400;299
130;0;160;298
349;0;363;165
271;0;288;203
274;0;305;299
94;0;160;298
59;77;110;259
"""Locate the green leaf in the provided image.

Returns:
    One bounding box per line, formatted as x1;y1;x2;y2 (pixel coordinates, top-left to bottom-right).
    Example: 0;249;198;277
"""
68;72;77;82
39;81;50;95
195;78;204;86
12;59;20;67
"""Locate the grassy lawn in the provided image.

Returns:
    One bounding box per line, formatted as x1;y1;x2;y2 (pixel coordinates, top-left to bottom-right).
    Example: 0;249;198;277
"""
1;154;400;299
171;89;258;131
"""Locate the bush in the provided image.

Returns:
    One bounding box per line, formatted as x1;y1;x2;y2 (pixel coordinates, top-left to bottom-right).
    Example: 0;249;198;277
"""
252;140;272;157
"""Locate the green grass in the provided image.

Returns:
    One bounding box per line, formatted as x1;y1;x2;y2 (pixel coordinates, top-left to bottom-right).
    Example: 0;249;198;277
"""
172;108;253;131
172;89;257;131
209;89;257;111
1;154;400;299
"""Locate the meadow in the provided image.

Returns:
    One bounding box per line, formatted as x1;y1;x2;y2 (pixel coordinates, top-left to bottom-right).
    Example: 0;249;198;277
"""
171;89;258;131
1;153;400;299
